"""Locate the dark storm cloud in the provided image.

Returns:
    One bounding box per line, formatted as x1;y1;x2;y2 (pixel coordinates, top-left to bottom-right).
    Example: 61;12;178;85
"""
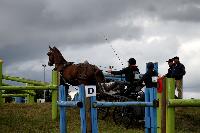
1;0;199;54
0;0;199;61
1;0;200;97
0;0;144;65
140;0;200;22
0;43;48;66
0;0;143;46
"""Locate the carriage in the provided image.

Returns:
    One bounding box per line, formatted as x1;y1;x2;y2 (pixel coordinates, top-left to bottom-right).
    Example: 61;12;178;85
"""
47;46;145;128
97;76;145;128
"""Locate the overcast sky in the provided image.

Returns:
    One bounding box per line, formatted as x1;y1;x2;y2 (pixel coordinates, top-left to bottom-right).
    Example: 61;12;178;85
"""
0;0;200;98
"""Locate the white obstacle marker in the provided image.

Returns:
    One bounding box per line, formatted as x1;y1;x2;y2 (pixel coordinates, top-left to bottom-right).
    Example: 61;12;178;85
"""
85;85;96;97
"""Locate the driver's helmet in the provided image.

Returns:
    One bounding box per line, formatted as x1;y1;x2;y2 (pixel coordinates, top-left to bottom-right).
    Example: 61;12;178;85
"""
128;58;136;65
147;62;154;69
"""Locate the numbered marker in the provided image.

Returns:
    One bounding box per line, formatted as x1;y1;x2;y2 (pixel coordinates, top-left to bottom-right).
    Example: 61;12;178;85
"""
152;76;158;83
135;74;140;79
85;86;96;97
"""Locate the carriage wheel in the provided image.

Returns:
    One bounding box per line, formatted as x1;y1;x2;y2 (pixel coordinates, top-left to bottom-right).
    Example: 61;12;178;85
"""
112;107;133;128
96;95;110;120
97;107;109;120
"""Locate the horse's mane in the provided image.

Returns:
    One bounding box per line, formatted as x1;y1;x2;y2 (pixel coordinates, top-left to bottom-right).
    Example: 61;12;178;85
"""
53;46;68;63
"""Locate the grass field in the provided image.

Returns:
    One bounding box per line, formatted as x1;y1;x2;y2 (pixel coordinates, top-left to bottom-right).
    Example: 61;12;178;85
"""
0;103;200;133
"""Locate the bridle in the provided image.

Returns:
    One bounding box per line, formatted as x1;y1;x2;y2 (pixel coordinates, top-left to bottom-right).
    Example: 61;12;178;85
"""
47;50;55;66
47;50;66;66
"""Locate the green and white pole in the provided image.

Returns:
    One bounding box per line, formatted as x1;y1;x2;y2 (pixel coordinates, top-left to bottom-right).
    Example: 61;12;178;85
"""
157;80;162;133
26;83;35;104
168;99;200;107
0;59;3;105
166;78;175;133
52;70;59;121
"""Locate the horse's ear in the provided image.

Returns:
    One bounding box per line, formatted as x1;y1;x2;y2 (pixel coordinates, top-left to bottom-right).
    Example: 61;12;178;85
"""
53;46;59;51
49;46;53;50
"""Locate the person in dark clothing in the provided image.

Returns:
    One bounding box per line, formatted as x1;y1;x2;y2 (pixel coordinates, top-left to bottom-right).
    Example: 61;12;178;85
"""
172;56;186;99
165;59;175;78
140;62;158;88
107;58;140;84
107;58;140;93
140;62;158;128
173;56;186;80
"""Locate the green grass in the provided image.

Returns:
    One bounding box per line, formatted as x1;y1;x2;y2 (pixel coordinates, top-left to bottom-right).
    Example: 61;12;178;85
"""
0;104;200;133
175;107;200;133
0;103;59;133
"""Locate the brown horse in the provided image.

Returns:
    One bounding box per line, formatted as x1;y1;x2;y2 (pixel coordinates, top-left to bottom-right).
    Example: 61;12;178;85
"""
47;46;105;87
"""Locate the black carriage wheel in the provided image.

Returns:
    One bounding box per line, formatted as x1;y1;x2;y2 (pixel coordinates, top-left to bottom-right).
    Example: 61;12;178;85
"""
112;107;133;128
97;107;109;120
96;95;110;120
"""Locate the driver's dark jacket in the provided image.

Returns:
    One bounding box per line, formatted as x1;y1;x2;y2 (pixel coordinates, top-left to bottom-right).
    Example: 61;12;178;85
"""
140;70;158;88
111;66;140;84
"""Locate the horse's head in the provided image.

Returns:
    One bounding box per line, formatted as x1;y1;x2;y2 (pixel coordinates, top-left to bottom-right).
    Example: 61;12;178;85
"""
47;46;66;66
47;46;55;66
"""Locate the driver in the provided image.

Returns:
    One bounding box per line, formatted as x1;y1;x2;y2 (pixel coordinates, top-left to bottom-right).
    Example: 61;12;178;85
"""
107;58;140;85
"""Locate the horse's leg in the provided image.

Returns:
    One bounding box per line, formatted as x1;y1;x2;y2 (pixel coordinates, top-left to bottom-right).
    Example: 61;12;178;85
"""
96;82;102;93
64;84;69;101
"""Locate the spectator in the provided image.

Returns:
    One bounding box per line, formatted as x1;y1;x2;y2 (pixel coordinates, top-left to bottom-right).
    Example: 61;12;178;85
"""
165;59;175;78
173;56;186;99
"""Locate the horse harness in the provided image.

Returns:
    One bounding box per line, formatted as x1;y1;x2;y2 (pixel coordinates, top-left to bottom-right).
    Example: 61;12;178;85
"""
59;62;97;85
